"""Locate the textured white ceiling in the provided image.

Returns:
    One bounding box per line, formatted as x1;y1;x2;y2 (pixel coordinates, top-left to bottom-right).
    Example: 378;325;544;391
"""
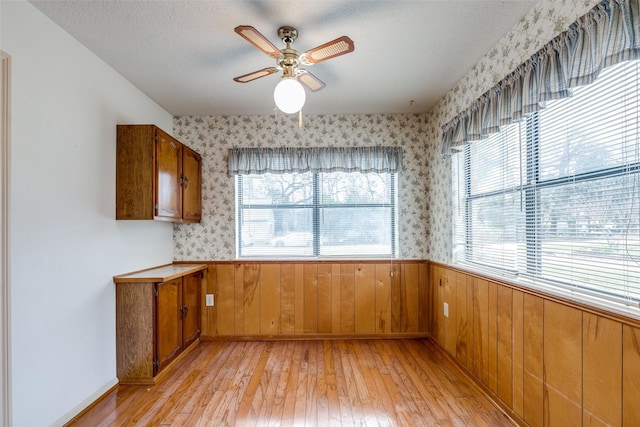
29;0;537;116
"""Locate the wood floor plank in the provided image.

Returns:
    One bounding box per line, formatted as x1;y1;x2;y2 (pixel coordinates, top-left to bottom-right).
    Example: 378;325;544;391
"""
159;342;239;425
383;340;440;423
305;341;319;426
267;341;295;426
322;341;341;426
70;340;516;427
315;341;330;426
293;341;310;423
263;341;292;424
280;341;302;427
173;341;242;425
393;340;461;424
234;342;271;425
374;340;422;425
337;340;367;426
332;341;356;427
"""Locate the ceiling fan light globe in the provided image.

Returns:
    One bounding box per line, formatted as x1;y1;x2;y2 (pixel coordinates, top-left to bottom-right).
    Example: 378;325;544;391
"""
274;78;306;114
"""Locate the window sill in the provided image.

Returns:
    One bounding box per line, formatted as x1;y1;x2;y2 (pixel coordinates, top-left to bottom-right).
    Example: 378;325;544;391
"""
451;261;640;323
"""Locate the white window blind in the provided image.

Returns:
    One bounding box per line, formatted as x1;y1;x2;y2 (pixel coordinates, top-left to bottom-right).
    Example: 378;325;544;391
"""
453;59;640;305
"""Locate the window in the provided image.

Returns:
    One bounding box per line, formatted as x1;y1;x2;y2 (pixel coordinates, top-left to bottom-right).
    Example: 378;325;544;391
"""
237;171;397;257
453;60;640;305
229;146;402;258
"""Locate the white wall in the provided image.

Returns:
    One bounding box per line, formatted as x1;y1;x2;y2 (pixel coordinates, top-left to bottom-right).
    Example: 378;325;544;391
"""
1;1;175;425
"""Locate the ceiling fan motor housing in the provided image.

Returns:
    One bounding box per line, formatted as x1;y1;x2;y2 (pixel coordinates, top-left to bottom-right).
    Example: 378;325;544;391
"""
277;26;298;44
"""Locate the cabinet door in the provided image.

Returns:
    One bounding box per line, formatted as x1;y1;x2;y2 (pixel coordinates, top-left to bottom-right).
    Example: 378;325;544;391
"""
182;146;202;222
155;129;183;220
116;125;155;219
182;272;201;348
155;278;183;373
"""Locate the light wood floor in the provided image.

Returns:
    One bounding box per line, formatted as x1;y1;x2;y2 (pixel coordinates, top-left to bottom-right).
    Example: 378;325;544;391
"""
69;339;515;426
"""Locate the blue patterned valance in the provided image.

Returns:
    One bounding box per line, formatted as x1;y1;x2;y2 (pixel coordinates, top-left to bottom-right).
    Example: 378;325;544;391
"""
441;0;640;157
227;146;403;176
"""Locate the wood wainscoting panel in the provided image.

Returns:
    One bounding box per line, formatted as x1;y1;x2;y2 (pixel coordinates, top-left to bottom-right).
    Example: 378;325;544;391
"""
259;263;281;335
418;263;429;334
583;312;622;427
428;262;640;427
455;271;468;365
487;281;498;394
215;264;235;336
243;264;261;335
623;324;640;426
331;264;341;334
391;263;403;332
511;290;524;418
280;264;296;334
303;264;318;334
465;274;475;372
473;277;489;384
496;285;513;408
431;265;444;343
202;265;215;337
375;263;391;333
354;263;376;334
197;260;429;339
443;268;457;357
317;263;333;334
294;264;305;333
340;264;356;334
406;263;421;333
233;263;245;336
522;293;544;427
543;300;583;426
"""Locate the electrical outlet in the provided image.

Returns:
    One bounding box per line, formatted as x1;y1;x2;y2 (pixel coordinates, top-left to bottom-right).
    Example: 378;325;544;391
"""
444;302;449;318
206;294;214;307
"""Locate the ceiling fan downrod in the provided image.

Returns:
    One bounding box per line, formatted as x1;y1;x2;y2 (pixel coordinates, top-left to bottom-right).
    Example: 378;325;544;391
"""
276;26;300;77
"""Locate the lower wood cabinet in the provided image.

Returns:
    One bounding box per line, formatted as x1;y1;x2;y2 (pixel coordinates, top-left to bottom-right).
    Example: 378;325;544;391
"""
114;264;206;385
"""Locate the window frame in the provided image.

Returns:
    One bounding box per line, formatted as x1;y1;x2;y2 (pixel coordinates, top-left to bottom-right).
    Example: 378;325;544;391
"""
236;171;398;259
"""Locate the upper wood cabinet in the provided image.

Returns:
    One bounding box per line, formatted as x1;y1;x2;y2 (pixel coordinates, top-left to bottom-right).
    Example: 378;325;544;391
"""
116;124;201;223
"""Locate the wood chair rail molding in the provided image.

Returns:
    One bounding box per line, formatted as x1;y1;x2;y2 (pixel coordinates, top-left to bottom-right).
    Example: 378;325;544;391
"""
429;260;640;328
176;259;427;265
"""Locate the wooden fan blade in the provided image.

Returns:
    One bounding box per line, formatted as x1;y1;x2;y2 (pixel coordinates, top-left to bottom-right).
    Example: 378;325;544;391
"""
299;36;354;65
233;67;279;83
296;70;325;92
234;26;282;58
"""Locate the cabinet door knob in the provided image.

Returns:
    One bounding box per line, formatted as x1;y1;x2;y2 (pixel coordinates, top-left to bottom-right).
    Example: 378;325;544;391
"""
181;305;188;319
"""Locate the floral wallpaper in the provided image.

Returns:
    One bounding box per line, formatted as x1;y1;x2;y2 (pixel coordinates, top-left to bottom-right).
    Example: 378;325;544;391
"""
173;114;430;260
173;0;601;263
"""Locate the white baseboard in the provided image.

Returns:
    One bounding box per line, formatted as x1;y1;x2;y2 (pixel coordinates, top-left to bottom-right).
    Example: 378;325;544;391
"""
51;378;119;427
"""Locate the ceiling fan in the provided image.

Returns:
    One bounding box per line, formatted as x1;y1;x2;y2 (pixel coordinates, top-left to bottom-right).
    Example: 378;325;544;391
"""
233;25;355;113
